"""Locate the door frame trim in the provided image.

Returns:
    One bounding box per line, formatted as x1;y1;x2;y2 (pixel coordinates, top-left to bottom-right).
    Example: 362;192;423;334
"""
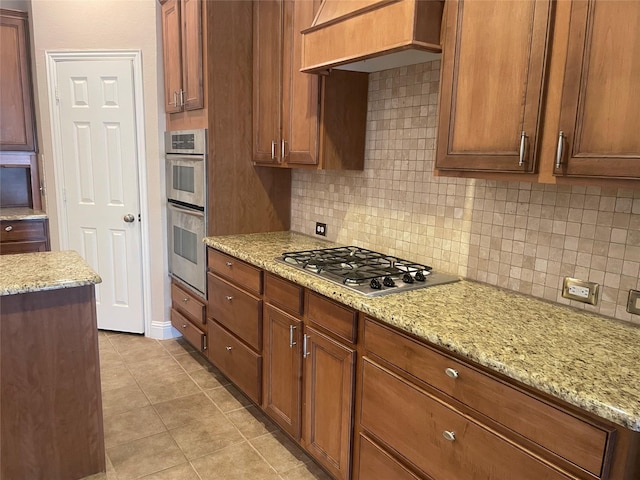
45;49;152;335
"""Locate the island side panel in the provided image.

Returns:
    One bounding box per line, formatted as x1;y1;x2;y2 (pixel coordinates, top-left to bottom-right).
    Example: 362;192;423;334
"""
1;285;105;480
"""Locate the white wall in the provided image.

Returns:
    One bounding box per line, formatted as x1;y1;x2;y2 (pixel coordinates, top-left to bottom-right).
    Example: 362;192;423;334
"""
28;0;170;338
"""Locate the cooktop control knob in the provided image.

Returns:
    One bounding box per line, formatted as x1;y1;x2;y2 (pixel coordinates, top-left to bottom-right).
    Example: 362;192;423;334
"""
415;271;426;282
383;276;395;287
402;273;414;284
370;278;382;289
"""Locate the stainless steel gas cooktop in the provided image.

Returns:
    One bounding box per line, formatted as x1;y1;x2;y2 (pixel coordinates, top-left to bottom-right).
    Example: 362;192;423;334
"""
276;246;459;297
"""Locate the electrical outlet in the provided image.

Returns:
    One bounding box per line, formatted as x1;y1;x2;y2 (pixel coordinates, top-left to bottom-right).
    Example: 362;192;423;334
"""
562;277;599;305
315;222;327;236
627;290;640;315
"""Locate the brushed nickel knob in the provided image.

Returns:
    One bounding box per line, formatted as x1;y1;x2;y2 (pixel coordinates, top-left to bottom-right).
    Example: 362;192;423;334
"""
123;213;135;223
445;368;459;379
225;346;232;351
225;296;233;301
442;431;456;442
4;225;13;232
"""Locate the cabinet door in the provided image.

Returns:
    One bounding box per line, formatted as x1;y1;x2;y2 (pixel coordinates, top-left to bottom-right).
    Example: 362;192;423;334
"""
0;11;36;151
253;0;282;164
302;326;355;480
281;0;319;166
555;0;640;179
161;0;183;114
181;0;203;111
262;305;302;439
436;0;552;173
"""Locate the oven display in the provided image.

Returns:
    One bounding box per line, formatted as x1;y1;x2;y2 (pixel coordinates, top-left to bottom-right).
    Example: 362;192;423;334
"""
171;134;195;150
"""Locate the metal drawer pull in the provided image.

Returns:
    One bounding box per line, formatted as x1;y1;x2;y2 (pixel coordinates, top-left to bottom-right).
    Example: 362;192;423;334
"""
179;89;184;107
225;346;232;351
182;297;189;303
271;140;277;160
4;225;12;232
281;140;287;162
518;131;527;167
173;91;178;108
445;368;459;379
303;334;310;358
225;295;233;301
182;324;187;329
555;131;564;169
442;431;456;442
289;325;296;348
225;261;233;267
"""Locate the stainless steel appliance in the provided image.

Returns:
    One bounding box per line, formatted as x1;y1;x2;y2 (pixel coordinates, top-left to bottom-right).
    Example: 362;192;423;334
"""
277;246;458;297
166;129;207;297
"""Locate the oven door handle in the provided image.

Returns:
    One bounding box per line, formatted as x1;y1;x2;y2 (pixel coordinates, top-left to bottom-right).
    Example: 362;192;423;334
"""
168;203;205;218
166;153;206;162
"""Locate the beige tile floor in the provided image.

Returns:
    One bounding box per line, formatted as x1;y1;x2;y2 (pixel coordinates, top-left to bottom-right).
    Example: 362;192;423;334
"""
87;331;332;480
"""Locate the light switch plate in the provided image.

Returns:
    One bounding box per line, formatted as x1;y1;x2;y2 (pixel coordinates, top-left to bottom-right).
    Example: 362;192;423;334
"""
562;277;599;305
627;290;640;315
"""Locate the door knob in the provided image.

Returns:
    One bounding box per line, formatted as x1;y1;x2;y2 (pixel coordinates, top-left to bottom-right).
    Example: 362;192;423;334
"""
123;214;135;223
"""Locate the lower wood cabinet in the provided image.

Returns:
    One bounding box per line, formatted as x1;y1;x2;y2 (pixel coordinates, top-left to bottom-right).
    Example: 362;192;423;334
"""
357;433;422;480
170;279;206;353
302;325;356;480
0;218;50;254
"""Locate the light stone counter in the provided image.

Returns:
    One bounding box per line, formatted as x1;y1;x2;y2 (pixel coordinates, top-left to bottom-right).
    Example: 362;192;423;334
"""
0;250;102;296
0;207;48;221
204;231;640;431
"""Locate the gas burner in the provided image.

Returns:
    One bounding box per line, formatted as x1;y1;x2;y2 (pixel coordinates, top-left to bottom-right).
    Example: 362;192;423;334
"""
277;246;459;297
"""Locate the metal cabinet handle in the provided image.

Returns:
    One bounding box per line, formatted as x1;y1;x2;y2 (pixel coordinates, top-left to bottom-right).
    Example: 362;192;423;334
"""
173;91;178;108
281;140;287;162
123;213;135;223
179;89;184;107
303;334;310;358
271;140;277;160
445;368;459;379
225;261;233;267
442;431;456;442
289;325;296;348
182;324;187;329
182;297;189;303
225;295;233;301
225;346;232;351
555;131;564;169
518;131;527;167
4;225;13;232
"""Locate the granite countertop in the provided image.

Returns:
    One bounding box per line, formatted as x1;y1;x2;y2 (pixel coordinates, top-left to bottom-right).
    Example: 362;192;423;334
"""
204;231;640;432
0;251;102;296
0;207;48;221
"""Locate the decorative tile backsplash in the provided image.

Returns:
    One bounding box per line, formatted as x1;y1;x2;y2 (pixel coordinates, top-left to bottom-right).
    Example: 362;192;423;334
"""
291;60;640;325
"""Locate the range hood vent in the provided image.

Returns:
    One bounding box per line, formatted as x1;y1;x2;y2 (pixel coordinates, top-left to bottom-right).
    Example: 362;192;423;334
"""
301;0;444;74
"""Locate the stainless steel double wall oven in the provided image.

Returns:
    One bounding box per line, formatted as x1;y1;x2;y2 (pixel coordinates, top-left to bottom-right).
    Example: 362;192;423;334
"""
165;129;207;297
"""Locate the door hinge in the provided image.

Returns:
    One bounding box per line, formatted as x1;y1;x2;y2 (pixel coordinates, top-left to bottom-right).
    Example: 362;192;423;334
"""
55;85;60;104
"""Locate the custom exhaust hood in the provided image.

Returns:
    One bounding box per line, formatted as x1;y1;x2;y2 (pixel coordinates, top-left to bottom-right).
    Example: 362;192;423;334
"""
300;0;444;74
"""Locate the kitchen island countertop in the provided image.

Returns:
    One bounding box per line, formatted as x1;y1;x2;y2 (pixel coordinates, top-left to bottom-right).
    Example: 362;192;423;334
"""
0;250;101;296
204;231;640;431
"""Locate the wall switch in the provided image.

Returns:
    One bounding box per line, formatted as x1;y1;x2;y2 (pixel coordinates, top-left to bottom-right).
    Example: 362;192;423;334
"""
315;222;327;236
627;290;640;315
562;277;599;305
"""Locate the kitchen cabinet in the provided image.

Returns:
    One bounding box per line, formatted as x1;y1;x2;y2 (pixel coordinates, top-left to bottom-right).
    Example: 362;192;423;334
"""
252;0;368;170
436;0;551;174
0;218;50;254
0;9;36;152
170;279;206;353
436;0;640;185
354;317;626;480
160;0;203;114
207;249;263;404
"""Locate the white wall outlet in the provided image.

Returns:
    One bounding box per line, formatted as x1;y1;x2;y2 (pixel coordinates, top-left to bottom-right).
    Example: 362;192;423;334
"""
562;277;599;305
315;222;327;236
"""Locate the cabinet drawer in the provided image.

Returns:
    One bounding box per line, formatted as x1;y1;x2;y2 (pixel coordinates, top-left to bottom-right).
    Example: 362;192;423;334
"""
0;240;48;255
361;359;572;480
357;434;421;480
307;291;357;344
171;308;206;352
171;281;206;326
208;321;261;404
0;219;47;242
208;273;262;351
264;273;303;316
363;318;611;476
207;249;262;295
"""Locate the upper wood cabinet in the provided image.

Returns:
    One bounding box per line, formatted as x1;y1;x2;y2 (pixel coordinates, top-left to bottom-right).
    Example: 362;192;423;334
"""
554;0;640;179
436;0;640;185
436;0;552;173
253;0;368;170
160;0;203;114
0;9;36;152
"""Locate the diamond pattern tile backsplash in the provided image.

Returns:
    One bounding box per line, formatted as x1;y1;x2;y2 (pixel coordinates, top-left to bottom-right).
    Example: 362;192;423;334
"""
291;60;640;325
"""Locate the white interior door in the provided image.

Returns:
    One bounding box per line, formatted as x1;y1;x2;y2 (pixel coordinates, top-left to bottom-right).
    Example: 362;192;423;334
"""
52;57;144;333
